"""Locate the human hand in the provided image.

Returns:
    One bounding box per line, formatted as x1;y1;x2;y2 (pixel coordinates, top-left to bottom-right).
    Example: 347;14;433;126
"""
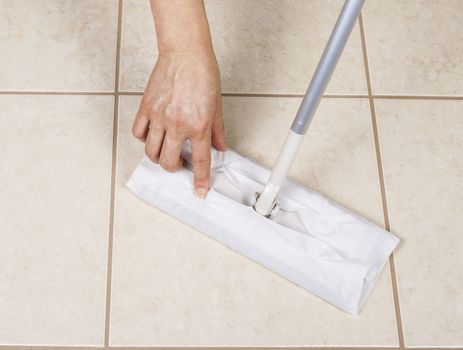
132;51;227;198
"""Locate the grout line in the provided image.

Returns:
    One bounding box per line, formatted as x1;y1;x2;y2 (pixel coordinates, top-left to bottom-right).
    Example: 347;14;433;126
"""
103;0;123;348
0;347;402;350
221;92;368;98
388;253;406;348
320;94;367;99
372;94;463;100
0;91;115;95
117;91;144;96
2;90;463;101
1;346;462;350
103;86;118;349
0;347;103;350
117;91;369;98
108;347;402;350
2;347;461;350
358;13;405;349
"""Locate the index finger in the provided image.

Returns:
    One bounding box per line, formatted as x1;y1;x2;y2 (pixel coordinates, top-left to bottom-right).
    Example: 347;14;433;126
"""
191;133;212;199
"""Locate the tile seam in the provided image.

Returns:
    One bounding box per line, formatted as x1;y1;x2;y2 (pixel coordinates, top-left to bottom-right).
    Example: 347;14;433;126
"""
0;345;402;350
103;0;124;348
0;91;115;95
221;92;368;98
1;346;461;349
2;91;463;100
372;95;463;100
115;92;370;98
358;12;405;349
107;348;402;350
0;347;103;350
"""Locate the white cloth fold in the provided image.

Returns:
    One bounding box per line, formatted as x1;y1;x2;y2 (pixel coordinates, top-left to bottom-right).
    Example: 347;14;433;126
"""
127;147;399;314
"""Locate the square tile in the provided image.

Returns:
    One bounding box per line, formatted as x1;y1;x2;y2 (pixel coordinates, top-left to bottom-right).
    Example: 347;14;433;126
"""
363;0;463;95
109;95;398;346
376;99;463;346
0;95;114;345
120;0;367;94
0;0;119;91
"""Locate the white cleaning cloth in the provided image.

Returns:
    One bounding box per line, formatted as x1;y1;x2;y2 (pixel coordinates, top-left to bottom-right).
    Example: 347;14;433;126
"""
127;146;399;314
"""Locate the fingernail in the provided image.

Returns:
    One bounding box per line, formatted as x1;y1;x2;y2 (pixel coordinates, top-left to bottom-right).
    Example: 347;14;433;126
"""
194;187;207;199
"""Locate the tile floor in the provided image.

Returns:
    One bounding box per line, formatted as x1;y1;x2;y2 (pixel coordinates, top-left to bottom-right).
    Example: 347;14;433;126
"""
0;0;462;348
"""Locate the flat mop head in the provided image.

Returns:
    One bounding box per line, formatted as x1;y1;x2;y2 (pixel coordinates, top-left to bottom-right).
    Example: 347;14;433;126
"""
127;145;399;314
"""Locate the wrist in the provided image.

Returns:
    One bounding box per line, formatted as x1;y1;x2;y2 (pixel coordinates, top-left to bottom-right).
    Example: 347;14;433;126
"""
157;40;214;56
157;44;218;66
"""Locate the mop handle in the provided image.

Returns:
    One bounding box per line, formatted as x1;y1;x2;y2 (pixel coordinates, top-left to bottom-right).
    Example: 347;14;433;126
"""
291;0;365;134
254;0;365;216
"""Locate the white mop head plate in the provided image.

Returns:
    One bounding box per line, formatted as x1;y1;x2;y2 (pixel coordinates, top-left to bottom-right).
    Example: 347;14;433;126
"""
127;146;399;314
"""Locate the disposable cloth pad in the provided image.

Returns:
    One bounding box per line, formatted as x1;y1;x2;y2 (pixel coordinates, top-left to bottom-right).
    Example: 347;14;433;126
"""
127;146;400;314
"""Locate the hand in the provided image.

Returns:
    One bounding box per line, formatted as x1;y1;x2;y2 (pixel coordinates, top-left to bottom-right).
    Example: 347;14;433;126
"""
132;51;227;198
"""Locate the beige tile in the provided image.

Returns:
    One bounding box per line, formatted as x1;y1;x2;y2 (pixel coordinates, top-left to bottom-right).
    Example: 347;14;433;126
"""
109;96;397;346
0;0;118;91
120;0;367;94
376;99;463;346
0;95;113;345
363;0;463;95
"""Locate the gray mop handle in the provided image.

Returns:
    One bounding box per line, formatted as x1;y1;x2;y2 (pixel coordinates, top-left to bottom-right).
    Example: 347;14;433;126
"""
291;0;365;135
254;0;366;216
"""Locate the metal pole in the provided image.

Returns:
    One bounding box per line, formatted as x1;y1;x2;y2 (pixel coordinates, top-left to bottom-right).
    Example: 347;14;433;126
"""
254;0;365;216
291;0;365;135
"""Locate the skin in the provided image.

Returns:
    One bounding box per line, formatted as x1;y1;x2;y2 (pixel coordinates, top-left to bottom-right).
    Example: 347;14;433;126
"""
132;0;227;199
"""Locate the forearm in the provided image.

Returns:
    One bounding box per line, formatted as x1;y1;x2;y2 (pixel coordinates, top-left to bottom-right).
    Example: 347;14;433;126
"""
150;0;214;54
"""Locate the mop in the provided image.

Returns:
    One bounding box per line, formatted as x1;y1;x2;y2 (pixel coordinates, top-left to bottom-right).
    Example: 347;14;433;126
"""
127;0;399;314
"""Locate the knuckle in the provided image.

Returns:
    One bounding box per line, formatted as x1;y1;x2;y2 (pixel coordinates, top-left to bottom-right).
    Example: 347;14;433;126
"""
159;158;177;172
165;112;185;130
194;157;211;169
147;101;161;116
149;122;163;133
149;105;162;119
145;147;158;163
169;117;185;131
136;108;149;121
192;121;210;137
136;110;147;119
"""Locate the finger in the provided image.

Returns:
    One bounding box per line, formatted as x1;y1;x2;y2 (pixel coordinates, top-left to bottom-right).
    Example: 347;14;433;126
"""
145;121;165;163
211;96;228;151
191;133;212;198
132;107;151;142
159;131;184;172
